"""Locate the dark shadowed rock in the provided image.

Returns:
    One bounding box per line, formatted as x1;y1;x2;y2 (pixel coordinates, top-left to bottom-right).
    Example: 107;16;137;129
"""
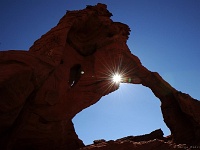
81;139;189;150
0;3;200;150
116;129;164;142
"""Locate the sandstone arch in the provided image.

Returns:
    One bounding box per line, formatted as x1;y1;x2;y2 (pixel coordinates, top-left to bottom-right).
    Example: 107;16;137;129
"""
0;3;200;150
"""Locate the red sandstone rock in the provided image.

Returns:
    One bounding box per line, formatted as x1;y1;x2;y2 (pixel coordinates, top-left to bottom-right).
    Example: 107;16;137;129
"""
116;129;164;142
0;3;200;150
81;139;188;150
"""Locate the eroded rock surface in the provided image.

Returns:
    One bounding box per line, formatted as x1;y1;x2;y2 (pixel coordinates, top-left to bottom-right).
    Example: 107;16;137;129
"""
81;139;188;150
0;3;200;150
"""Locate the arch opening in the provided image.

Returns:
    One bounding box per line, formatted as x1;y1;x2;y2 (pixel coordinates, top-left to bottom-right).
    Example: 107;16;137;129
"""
72;83;170;145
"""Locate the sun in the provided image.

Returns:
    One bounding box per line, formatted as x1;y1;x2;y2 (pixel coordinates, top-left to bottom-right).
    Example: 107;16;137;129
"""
112;73;122;83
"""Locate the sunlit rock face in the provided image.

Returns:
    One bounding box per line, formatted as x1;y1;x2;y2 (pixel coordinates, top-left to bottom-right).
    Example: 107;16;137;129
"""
0;3;200;150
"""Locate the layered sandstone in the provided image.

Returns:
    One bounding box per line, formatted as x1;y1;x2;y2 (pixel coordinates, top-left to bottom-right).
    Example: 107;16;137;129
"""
0;3;199;150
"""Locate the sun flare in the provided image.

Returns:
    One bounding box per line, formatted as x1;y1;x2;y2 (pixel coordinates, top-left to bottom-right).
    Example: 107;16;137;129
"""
112;74;122;83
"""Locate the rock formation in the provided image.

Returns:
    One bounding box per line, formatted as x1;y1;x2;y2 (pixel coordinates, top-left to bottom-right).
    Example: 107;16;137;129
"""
0;3;200;150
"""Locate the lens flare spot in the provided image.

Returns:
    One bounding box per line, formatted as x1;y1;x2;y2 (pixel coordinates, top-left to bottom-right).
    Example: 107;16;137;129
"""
112;74;122;83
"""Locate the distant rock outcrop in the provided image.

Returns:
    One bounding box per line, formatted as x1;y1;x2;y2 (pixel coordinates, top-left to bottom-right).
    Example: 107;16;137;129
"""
0;3;199;150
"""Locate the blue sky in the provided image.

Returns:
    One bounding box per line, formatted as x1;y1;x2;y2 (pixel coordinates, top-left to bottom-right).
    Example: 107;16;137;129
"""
0;0;200;145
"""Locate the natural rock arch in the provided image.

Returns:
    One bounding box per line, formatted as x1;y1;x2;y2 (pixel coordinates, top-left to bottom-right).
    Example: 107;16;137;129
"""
73;83;171;144
0;3;200;150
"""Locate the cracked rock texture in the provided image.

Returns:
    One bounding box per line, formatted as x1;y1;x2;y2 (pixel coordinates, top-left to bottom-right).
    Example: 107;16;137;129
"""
0;3;200;150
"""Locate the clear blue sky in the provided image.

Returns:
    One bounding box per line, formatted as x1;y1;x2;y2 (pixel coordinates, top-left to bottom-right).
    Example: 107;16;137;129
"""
0;0;200;145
